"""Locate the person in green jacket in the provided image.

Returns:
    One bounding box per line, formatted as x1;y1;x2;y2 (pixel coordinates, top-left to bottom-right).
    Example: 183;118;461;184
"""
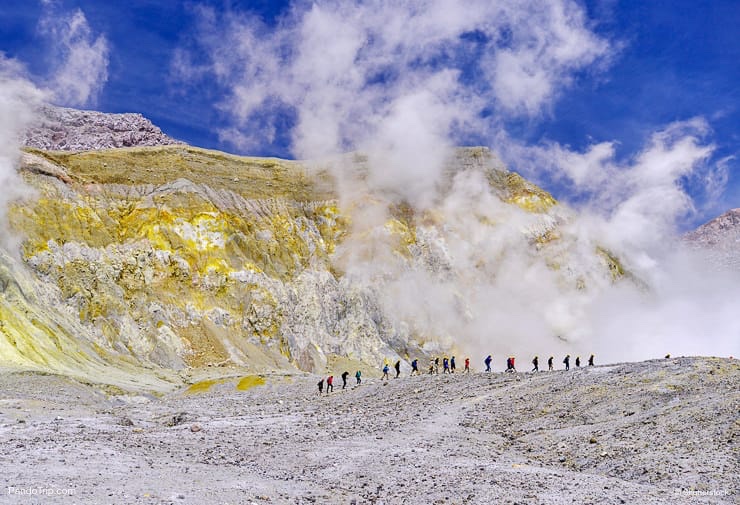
355;370;362;385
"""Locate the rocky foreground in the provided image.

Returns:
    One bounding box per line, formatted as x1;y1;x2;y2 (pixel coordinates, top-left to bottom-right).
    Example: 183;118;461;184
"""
0;357;737;504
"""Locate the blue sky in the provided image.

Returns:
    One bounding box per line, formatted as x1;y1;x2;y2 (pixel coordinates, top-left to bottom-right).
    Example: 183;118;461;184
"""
1;0;738;227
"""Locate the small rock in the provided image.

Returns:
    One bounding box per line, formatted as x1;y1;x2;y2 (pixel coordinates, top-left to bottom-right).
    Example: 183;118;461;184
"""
190;424;202;432
118;417;134;427
589;437;597;444
558;456;566;463
166;412;188;427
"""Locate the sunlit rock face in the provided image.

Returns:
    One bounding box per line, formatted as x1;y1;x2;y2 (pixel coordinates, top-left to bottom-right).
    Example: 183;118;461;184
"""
23;105;183;151
2;112;626;382
684;209;740;270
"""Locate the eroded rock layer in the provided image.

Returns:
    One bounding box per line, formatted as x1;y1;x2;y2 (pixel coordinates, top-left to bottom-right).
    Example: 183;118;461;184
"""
3;142;624;385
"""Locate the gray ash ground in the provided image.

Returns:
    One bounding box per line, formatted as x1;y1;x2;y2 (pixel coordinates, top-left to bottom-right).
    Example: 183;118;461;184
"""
0;357;737;504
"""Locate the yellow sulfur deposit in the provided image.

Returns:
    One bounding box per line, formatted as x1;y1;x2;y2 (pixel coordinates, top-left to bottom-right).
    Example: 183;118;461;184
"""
185;378;226;394
236;375;266;391
1;146;628;387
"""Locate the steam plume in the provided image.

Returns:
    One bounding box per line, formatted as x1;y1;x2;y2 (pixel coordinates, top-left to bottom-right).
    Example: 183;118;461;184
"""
175;0;739;362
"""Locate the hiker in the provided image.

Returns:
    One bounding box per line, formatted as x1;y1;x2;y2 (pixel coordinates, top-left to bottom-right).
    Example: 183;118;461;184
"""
382;363;390;380
411;358;419;376
428;359;435;375
394;360;401;378
355;370;362;385
434;357;440;374
443;357;450;374
317;378;324;395
506;356;516;372
341;371;349;389
531;356;539;372
464;357;470;374
563;354;570;371
575;356;581;368
484;355;492;372
588;354;594;367
450;356;456;373
548;356;554;371
326;375;334;393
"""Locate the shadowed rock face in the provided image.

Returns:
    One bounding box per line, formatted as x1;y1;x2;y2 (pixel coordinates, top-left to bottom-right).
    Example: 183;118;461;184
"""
3;109;629;385
684;209;740;269
22;105;183;151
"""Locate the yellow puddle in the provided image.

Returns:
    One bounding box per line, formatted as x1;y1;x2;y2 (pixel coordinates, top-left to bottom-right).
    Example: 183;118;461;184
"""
185;378;224;394
236;375;265;391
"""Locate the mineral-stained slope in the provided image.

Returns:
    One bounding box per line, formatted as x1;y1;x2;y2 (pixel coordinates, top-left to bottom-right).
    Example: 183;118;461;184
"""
3;142;624;385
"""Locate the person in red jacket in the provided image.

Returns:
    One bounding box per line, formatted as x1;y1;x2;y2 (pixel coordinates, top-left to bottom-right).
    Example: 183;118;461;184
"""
326;375;334;393
464;357;470;374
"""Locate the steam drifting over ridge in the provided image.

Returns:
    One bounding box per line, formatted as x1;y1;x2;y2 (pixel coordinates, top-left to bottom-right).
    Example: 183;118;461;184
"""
173;0;739;362
174;0;610;190
38;2;109;107
1;1;109;246
0;1;735;377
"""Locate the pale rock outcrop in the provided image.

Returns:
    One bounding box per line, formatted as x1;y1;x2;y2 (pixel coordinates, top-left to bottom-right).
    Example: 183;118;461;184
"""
684;208;740;269
23;104;182;151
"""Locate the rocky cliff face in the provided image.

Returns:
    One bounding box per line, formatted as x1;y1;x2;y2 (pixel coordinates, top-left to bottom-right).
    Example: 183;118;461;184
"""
1;110;627;387
22;105;182;151
684;209;740;269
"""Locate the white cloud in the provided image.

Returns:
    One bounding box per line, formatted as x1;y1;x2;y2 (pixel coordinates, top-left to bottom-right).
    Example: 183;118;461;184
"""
488;0;609;115
176;0;611;205
500;118;717;255
38;4;109;107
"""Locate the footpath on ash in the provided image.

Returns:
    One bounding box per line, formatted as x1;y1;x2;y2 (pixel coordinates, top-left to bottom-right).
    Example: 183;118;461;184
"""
0;356;737;504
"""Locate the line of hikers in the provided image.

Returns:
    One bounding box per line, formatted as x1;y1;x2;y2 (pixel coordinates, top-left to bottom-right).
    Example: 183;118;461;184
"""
495;353;595;372
317;354;596;394
317;370;363;395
